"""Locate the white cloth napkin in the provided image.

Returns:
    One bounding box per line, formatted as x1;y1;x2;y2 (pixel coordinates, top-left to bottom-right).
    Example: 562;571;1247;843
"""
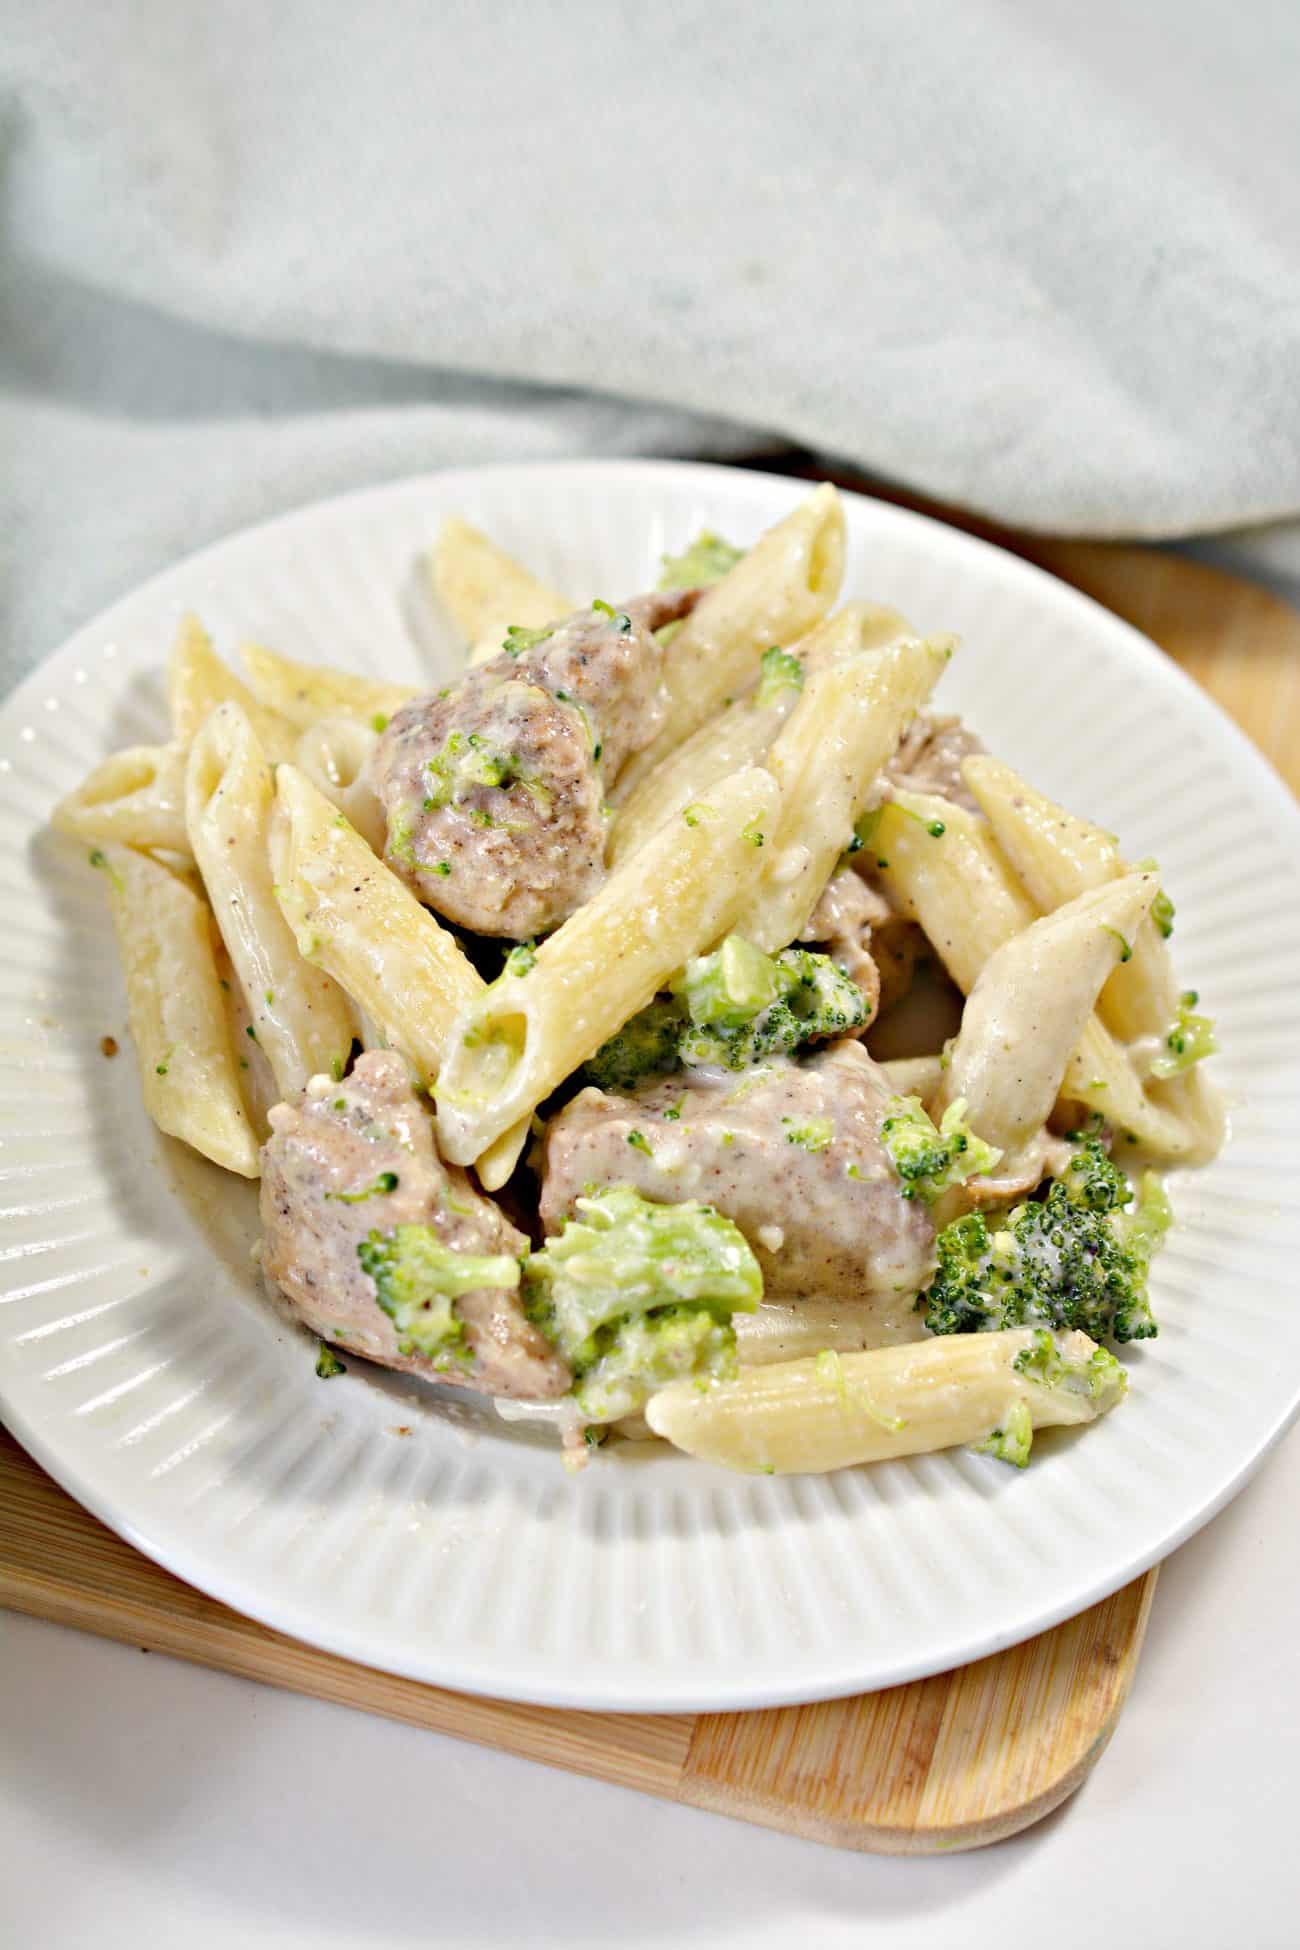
4;0;1299;690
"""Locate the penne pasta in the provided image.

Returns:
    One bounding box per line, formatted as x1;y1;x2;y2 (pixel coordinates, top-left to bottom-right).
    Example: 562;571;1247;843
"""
606;603;911;868
729;633;953;955
936;874;1158;1155
269;763;485;1087
240;641;416;733
434;765;783;1166
430;516;572;665
871;791;1036;991
187;705;355;1099
963;756;1225;1163
94;842;259;1177
167;615;298;762
610;486;846;803
51;741;191;858
293;717;387;854
645;1328;1125;1475
961;756;1175;1038
874;792;1191;1156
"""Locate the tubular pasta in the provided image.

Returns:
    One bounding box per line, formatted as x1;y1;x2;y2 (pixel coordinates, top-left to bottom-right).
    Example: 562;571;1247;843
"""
434;765;783;1167
186;704;354;1099
94;843;259;1176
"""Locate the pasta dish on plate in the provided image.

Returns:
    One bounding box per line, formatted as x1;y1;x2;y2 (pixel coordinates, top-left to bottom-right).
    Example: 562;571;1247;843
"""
51;485;1224;1476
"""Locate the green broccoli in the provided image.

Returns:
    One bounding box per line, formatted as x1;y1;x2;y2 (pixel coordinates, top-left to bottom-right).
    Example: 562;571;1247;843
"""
1133;857;1176;939
754;645;804;708
315;1342;347;1379
358;1225;521;1367
1013;1326;1129;1401
1149;991;1217;1079
675;938;869;1070
502;622;555;657
582;936;868;1090
921;1136;1169;1344
524;1186;761;1422
972;1331;1128;1466
582;994;688;1092
973;1398;1033;1467
880;1095;1003;1203
675;934;790;1029
423;729;521;809
658;531;745;591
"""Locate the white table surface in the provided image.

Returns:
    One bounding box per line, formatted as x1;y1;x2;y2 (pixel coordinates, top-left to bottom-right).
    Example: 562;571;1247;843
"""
3;1420;1298;1950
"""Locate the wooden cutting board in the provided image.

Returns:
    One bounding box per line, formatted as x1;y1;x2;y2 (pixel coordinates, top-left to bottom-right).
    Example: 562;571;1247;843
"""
3;521;1297;1854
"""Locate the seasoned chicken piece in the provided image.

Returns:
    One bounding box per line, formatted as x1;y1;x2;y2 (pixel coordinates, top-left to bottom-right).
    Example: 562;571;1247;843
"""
884;711;984;812
260;1049;568;1399
368;589;699;936
540;1039;936;1311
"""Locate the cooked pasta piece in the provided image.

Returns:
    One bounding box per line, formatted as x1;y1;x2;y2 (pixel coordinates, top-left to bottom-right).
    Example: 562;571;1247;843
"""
51;741;191;857
167;615;297;762
610;486;846;803
434;764;783;1167
935;874;1158;1155
94;842;259;1176
645;1327;1126;1474
293;717;387;853
963;756;1225;1163
240;641;416;733
431;516;571;665
186;705;354;1099
269;763;484;1086
873;791;1189;1157
607;603;909;867
871;792;1036;990
962;756;1174;1037
729;633;953;954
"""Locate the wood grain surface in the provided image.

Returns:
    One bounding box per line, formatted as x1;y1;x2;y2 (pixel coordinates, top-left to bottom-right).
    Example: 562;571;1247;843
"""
4;520;1296;1854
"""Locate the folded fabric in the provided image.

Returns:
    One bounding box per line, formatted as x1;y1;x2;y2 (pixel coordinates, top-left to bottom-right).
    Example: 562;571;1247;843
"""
3;0;1298;686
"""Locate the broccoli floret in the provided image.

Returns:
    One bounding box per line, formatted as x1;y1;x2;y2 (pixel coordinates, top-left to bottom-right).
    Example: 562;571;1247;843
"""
921;1137;1169;1344
1012;1326;1128;1402
583;937;868;1089
502;623;555;657
973;1398;1033;1467
315;1341;346;1379
880;1095;1003;1204
1133;856;1176;939
971;1331;1129;1466
676;937;868;1070
675;934;791;1029
572;1309;738;1423
358;1225;521;1367
582;995;688;1092
525;1186;761;1421
424;729;521;809
1149;991;1217;1079
755;645;804;708
658;531;745;591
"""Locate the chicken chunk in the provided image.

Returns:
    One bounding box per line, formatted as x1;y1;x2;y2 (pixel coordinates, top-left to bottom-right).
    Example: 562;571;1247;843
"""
540;1039;936;1309
884;711;985;812
260;1049;568;1399
368;589;699;936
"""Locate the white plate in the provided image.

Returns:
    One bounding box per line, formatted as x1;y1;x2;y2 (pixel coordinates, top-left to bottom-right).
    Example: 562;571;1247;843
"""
3;460;1300;1712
